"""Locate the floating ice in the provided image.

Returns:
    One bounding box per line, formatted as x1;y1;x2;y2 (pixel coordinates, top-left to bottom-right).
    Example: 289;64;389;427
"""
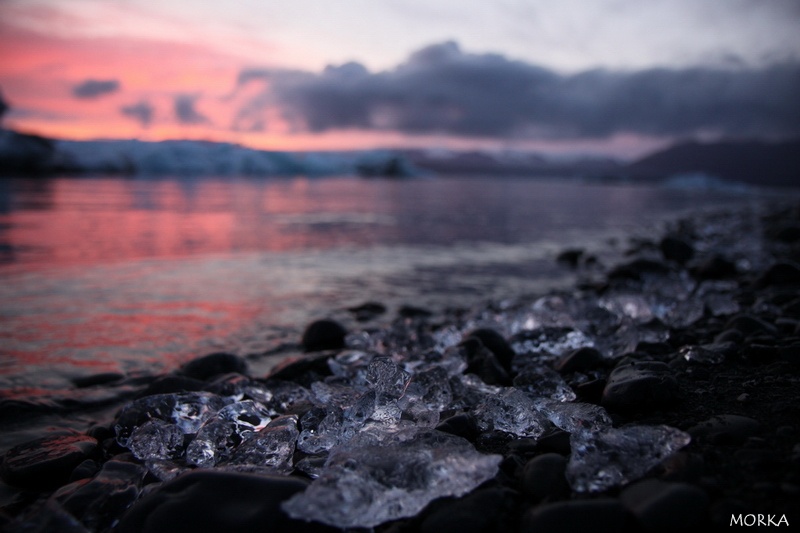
185;400;272;467
473;388;549;438
224;415;299;474
128;419;184;461
566;424;691;492
282;427;502;529
115;392;231;447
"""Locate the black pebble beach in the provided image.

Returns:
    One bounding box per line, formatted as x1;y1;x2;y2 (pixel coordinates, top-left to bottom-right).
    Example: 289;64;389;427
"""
2;201;799;532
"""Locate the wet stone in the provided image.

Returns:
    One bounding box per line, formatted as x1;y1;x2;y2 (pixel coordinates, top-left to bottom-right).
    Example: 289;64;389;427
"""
178;352;247;381
522;453;570;503
301;319;348;352
71;372;125;388
464;328;516;373
687;414;761;445
660;235;695;265
418;486;521;533
347;301;387;322
566;424;691;492
116;470;335;533
620;479;710;533
521;499;630;533
602;361;678;412
1;433;98;490
554;346;604;374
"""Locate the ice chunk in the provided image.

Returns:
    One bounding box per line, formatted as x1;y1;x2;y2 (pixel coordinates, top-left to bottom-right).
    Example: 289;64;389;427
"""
310;379;363;408
365;355;410;398
114;392;231;446
658;298;705;328
327;350;374;380
473;388;549;439
535;401;612;435
566;425;691;492
600;294;653;322
185;400;272;467
511;328;594;368
128;419;184;461
282;427;501;529
513;366;576;402
680;344;726;365
401;366;453;411
297;406;344;454
260;380;313;415
224;415;299;474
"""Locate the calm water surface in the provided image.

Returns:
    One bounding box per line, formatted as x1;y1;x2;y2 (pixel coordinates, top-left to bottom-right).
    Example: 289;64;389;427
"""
0;174;774;441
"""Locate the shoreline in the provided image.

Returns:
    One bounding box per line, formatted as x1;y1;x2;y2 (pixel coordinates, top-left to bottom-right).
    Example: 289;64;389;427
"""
2;199;799;531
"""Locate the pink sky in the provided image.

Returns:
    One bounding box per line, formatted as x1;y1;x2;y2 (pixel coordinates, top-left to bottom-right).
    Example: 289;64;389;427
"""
1;0;798;158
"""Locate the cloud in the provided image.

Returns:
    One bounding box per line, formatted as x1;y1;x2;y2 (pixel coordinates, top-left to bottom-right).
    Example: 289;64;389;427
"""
174;95;209;125
120;101;154;127
237;41;800;140
72;79;120;99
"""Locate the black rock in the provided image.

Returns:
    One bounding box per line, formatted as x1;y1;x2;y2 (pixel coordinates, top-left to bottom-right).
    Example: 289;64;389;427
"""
67;459;99;482
556;248;584;268
660;236;695;265
139;375;207;397
602;361;678;412
620;479;710;533
555;346;604;373
116;470;335;533
520;499;631;533
724;315;777;336
534;429;572;456
692;254;737;280
436;414;481;441
301;319;348;352
178;352;247;380
464;328;516;374
1;433;98;490
419;487;521;533
574;378;607;404
521;453;570;503
346;301;387;322
756;262;800;287
71;372;125;388
608;258;671;281
398;304;434;318
687;414;761;445
267;352;333;385
460;337;511;386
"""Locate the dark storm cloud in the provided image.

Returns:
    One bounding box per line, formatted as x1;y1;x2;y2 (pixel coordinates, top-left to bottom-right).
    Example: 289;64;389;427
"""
120;100;154;127
237;41;800;139
72;79;120;99
174;95;209;125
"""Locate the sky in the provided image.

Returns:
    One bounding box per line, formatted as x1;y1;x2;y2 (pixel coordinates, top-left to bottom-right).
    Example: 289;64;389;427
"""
0;0;799;158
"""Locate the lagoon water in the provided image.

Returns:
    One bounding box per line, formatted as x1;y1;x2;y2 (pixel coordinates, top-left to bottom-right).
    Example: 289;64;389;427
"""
0;174;776;447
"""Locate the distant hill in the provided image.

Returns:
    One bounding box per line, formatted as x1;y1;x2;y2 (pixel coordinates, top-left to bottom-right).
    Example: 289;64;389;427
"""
625;139;800;187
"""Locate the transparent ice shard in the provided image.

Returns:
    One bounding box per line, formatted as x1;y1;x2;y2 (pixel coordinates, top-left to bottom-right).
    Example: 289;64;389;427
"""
513;366;576;402
260;380;313;415
658;298;705;328
114;392;231;447
401;366;453;412
185;400;272;467
328;350;374;380
127;419;184;461
365;355;410;398
311;379;363;409
432;324;463;351
535;401;612;435
680;344;726;365
297;406;344;454
600;294;654;323
511;328;594;368
566;424;691;492
473;388;549;439
224;415;299;475
281;427;501;529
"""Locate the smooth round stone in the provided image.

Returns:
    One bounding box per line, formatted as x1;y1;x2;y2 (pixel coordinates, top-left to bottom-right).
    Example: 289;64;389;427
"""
301;319;348;352
602;361;678;412
620;479;710;533
521;453;570;503
436;413;480;441
521;499;630;533
464;328;515;374
419;487;521;533
555;347;604;374
178;352;247;380
71;372;125;388
1;434;97;489
756;262;800;287
688;414;761;445
660;236;694;265
116;471;336;533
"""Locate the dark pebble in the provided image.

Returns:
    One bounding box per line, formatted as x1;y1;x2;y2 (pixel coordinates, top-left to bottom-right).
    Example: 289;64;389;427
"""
724;314;777;336
521;453;570;503
460;338;511;386
556;248;584;268
116;470;336;533
620;479;710;533
554;346;604;374
178;352;247;380
692;254;737;280
756;262;800;287
657;452;705;483
464;328;516;374
139;375;206;397
608;258;671;281
714;328;744;344
267;352;333;386
301;319;348;352
398;305;433;318
602;361;678;412
67;459;99;482
346;301;386;322
660;236;694;265
688;414;761;445
520;499;630;533
71;372;125;388
1;434;98;490
419;487;521;533
435;413;480;442
534;429;572;456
